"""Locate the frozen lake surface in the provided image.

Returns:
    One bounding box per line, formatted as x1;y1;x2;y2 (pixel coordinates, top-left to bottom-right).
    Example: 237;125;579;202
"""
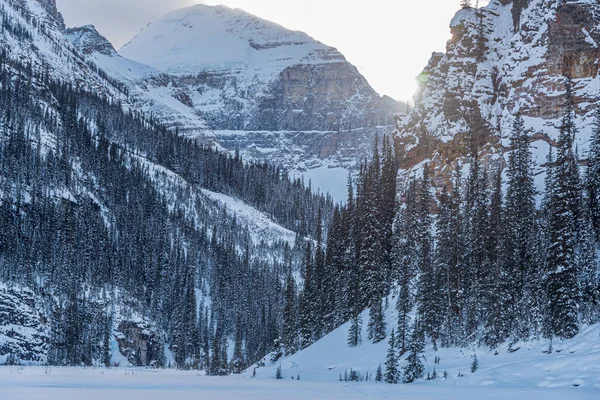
1;366;598;400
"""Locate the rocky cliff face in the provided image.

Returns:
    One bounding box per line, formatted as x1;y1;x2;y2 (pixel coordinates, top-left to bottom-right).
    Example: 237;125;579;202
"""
116;320;163;367
397;0;600;189
65;25;115;56
35;0;65;29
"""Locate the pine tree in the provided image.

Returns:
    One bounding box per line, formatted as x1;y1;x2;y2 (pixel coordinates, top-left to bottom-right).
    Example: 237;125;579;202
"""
416;164;441;346
546;78;581;340
347;312;363;347
483;170;508;347
231;323;245;374
375;363;383;382
471;354;479;373
313;208;326;340
299;242;315;348
393;178;419;351
368;298;387;344
462;151;488;341
402;321;425;383
586;107;600;240
577;199;599;324
384;329;399;384
276;363;282;379
503;113;538;340
282;270;298;355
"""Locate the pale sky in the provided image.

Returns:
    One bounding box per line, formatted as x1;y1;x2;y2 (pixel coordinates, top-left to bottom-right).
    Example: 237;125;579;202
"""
56;0;486;102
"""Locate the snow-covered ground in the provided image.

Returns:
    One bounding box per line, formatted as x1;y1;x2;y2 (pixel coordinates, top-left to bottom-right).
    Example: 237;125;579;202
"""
201;189;297;245
2;297;598;399
249;294;600;394
1;366;597;400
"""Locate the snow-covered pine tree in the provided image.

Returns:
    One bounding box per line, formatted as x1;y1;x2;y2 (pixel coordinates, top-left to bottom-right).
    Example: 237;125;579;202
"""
313;208;326;340
482;170;508;348
376;363;383;382
384;329;399;384
380;135;399;296
299;242;315;348
462;150;488;341
502;113;538;340
282;270;299;355
586;107;600;239
368;299;387;344
230;322;245;374
471;354;479;373
347;312;363;348
394;178;419;351
402;320;425;383
576;203;599;324
546;78;581;340
435;165;464;347
416;164;442;347
362;137;387;343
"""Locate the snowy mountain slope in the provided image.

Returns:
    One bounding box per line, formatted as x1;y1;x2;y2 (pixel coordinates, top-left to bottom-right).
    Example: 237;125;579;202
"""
250;293;600;391
115;3;403;187
0;0;125;99
64;25;214;141
1;0;329;368
201;189;297;246
397;0;600;189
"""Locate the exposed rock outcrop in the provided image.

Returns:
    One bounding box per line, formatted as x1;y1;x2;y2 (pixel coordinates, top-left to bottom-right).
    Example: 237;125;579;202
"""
65;25;116;56
397;0;600;189
116;320;163;367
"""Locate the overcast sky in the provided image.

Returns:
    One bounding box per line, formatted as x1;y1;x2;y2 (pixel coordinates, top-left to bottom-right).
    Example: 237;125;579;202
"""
56;0;486;102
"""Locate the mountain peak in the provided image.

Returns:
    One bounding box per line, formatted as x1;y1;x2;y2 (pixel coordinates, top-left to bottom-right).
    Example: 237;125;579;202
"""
65;25;116;56
35;0;65;29
120;3;344;77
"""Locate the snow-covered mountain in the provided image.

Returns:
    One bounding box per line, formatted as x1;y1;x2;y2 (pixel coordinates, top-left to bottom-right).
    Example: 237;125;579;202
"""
63;24;215;142
397;0;600;189
120;4;401;133
54;4;407;199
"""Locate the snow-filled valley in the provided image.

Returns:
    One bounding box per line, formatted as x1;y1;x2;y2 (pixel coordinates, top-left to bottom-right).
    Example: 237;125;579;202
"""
1;0;600;398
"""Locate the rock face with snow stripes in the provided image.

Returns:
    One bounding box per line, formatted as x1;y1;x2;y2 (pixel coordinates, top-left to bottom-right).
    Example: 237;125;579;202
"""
397;0;600;188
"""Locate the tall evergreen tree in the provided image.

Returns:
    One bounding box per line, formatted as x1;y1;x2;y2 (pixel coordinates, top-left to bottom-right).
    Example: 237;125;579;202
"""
586;107;600;240
416;164;442;346
503;113;538;339
546;78;581;339
402;320;425;383
384;329;399;384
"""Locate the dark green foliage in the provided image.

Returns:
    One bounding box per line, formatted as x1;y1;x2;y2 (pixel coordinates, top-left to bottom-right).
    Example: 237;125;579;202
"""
471;354;479;373
375;363;383;382
384;329;399;384
546;79;581;340
402;321;425;383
